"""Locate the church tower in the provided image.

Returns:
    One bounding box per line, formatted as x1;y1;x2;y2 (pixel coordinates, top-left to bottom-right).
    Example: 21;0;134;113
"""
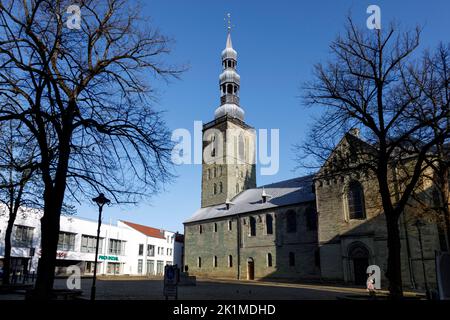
201;24;256;208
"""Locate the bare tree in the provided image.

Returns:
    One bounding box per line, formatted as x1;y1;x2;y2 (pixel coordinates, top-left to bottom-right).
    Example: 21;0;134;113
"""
298;18;450;298
0;120;39;285
406;44;450;249
0;0;184;298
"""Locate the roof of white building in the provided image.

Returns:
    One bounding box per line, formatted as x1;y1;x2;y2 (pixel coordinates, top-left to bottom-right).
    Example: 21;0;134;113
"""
184;175;315;224
120;220;167;239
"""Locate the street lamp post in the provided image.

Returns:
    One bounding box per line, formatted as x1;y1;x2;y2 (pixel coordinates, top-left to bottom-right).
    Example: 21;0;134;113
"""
90;193;111;301
413;219;430;299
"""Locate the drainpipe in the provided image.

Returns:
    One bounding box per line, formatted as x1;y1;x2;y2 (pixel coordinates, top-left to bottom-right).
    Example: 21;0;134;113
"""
394;165;416;289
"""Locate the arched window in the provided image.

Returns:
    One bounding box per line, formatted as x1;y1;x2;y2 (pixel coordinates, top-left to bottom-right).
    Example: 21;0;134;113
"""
265;214;273;235
213;183;217;195
199;225;202;234
219;182;223;193
267;253;273;267
249;216;256;236
289;252;295;266
305;207;317;231
286;210;297;233
198;257;202;268
213;256;218;268
213;167;217;178
347;181;366;220
228;255;233;267
227;84;233;94
228;220;232;231
214;223;218;233
211;135;216;157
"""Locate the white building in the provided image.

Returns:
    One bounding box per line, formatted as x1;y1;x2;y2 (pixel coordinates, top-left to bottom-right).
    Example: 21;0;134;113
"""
0;207;184;276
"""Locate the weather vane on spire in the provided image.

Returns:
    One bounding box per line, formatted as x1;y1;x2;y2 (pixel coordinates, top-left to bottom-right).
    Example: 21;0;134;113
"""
225;13;234;33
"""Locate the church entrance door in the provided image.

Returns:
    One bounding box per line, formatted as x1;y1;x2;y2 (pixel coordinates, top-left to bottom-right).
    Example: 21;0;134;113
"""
348;242;370;286
247;258;254;280
353;257;369;285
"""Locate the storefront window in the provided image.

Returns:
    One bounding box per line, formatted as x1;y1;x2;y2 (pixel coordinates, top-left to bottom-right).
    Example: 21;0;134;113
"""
156;260;164;275
107;262;121;275
84;261;101;274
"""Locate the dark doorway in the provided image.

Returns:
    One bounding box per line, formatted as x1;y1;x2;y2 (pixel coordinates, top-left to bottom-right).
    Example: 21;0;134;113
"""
349;242;370;286
247;258;254;280
353;257;369;285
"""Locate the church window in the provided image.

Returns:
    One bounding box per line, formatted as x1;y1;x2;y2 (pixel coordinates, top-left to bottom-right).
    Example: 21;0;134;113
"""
305;207;317;231
211;135;216;157
265;214;273;235
267;253;273;267
228;255;233;267
236;183;239;194
198;257;202;268
289;252;295;267
199;225;202;234
214;167;217;178
347;181;366;220
219;182;223;193
214;223;218;232
228;220;232;231
249;216;256;237
227;84;233;94
213;256;218;267
214;183;217;195
219;166;223;176
286;210;297;233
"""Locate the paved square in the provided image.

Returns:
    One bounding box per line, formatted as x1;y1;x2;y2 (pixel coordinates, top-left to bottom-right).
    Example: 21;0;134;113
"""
50;277;369;300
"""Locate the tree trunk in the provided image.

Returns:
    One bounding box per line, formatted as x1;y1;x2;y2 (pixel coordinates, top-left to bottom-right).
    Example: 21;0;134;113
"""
31;131;71;299
1;212;16;285
32;197;61;299
385;213;404;299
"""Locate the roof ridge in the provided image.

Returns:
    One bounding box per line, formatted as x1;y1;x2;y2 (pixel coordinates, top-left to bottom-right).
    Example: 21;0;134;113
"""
260;174;315;188
120;219;162;231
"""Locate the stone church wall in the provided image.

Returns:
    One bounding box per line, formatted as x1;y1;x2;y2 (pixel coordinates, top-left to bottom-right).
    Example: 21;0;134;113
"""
184;203;320;281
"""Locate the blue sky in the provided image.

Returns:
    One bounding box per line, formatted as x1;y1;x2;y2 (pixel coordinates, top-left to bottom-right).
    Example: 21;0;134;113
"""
75;0;450;233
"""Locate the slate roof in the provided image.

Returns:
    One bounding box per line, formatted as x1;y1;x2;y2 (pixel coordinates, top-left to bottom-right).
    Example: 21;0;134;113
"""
184;175;316;224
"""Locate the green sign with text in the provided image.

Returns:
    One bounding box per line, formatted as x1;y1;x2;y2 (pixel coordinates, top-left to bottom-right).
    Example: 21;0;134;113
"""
98;255;119;261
